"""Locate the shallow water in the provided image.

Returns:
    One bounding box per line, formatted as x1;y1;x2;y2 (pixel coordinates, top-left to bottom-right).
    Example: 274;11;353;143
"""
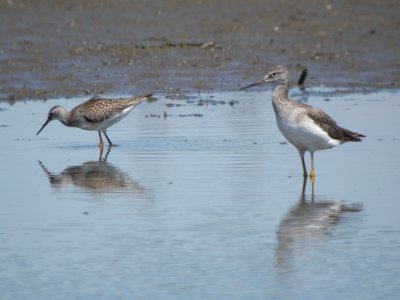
1;89;399;299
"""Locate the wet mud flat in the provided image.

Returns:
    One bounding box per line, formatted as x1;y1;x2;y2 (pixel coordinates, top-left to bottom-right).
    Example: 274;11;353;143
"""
1;0;400;101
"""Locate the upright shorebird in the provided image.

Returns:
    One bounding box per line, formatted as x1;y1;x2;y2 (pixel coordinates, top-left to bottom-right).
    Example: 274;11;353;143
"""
37;93;152;147
240;65;365;179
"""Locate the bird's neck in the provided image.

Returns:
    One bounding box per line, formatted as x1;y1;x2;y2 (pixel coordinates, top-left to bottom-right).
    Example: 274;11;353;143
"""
272;80;290;112
59;109;73;127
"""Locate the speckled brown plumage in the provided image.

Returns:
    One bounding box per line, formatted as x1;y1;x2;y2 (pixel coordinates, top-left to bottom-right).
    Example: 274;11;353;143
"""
76;94;152;123
36;93;152;147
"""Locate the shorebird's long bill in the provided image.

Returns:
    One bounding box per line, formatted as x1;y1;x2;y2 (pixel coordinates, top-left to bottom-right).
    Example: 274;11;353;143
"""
36;119;50;135
239;79;264;91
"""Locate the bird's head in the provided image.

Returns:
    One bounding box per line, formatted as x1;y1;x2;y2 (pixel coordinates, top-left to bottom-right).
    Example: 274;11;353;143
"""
240;65;289;90
36;105;65;135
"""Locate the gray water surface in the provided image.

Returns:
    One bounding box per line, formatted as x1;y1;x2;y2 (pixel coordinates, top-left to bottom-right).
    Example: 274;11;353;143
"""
1;89;399;299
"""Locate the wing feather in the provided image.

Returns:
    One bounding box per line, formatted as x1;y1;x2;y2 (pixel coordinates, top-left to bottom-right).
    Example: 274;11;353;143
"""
73;94;152;123
306;107;364;141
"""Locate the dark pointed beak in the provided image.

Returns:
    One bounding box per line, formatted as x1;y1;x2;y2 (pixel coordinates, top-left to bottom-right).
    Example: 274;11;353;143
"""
239;79;264;91
36;118;50;135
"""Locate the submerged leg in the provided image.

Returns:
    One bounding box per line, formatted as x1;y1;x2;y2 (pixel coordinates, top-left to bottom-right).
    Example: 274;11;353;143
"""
310;152;315;181
103;131;113;146
98;144;104;162
98;144;112;162
301;175;307;196
98;131;104;148
311;175;315;200
298;149;307;177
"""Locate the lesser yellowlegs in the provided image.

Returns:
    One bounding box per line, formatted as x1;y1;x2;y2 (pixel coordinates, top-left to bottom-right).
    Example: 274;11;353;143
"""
37;93;152;147
240;65;365;179
38;160;148;196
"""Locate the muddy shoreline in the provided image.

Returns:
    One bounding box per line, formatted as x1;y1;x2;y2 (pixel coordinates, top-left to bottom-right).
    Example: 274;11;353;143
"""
1;0;399;102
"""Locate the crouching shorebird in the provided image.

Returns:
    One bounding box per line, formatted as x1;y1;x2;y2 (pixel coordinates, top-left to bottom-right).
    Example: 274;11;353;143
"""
36;93;152;147
240;65;365;179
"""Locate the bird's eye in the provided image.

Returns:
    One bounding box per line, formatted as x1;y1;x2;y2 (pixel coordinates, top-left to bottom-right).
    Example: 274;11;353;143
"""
272;72;277;76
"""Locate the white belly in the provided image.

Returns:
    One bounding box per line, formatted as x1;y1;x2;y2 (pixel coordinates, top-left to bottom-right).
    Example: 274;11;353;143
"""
99;108;131;130
77;106;134;131
276;115;340;152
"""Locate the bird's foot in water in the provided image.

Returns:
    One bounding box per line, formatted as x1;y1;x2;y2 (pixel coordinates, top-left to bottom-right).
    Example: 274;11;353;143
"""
309;169;315;182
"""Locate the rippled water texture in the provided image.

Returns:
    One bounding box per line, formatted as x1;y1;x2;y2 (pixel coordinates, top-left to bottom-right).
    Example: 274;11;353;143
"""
1;89;399;299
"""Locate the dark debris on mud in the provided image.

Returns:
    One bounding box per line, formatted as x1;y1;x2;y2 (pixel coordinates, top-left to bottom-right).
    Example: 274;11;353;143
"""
1;0;400;102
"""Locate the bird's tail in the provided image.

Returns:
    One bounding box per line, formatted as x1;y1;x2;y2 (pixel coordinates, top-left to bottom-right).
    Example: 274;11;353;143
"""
126;93;153;106
340;127;365;142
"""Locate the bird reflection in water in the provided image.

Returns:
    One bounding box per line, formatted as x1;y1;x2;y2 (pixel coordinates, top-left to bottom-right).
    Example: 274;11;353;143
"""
38;147;149;197
275;178;362;269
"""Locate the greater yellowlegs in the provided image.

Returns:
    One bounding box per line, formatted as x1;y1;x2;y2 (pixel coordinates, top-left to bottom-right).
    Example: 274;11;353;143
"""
240;65;365;178
37;93;152;147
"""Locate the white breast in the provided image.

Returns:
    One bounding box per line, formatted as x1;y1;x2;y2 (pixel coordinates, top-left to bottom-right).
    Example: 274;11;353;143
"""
276;114;340;152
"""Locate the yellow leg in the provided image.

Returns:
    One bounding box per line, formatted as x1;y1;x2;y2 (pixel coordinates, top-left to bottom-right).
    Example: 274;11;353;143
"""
311;175;315;199
98;131;104;149
309;152;315;180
